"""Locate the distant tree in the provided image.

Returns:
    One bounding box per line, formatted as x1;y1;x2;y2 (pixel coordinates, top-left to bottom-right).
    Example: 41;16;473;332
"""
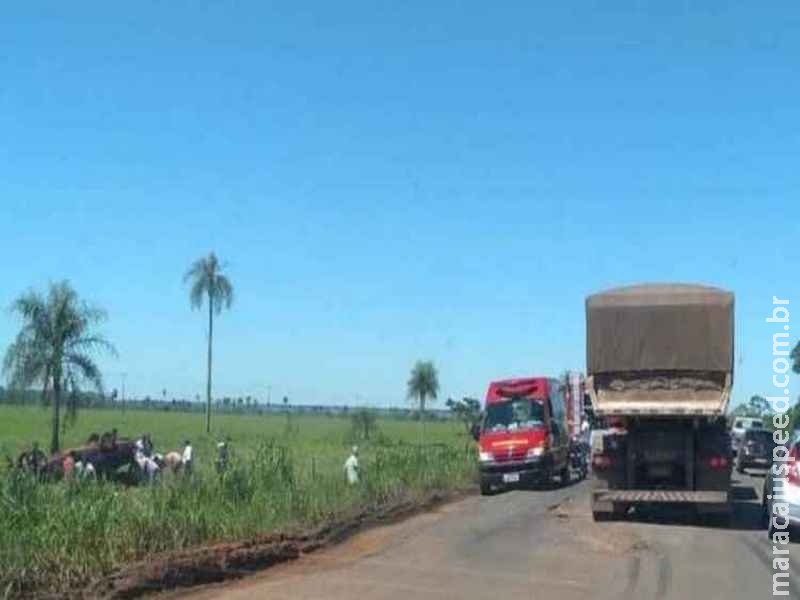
788;400;800;435
792;340;800;374
407;360;439;444
730;395;771;421
748;395;771;418
184;252;234;433
2;281;116;453
446;397;482;435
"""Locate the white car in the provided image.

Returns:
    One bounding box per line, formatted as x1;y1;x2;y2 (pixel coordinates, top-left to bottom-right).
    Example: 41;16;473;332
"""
731;417;764;456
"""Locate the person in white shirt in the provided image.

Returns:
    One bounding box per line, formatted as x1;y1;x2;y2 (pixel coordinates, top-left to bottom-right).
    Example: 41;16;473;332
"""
216;440;230;475
144;456;159;482
182;440;193;474
134;445;147;473
74;460;96;479
344;446;360;485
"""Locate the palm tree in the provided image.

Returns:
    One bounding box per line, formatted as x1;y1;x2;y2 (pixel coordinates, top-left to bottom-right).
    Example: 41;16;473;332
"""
407;360;439;444
184;252;234;433
3;281;115;453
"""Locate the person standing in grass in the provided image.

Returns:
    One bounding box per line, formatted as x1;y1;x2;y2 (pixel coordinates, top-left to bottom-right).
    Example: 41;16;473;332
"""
344;446;360;485
27;441;47;477
215;439;229;475
182;439;193;475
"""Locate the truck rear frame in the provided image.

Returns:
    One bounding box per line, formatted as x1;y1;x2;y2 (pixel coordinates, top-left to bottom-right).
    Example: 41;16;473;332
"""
585;284;735;521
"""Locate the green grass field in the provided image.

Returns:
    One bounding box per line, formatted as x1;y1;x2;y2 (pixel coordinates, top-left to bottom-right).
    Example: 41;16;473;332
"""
0;405;476;596
0;405;464;465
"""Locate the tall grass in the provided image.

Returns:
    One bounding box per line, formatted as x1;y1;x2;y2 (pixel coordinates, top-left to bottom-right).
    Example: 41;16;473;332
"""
0;436;476;597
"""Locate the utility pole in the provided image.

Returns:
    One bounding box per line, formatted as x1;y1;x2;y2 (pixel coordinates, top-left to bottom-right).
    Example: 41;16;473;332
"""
120;372;127;414
108;371;128;413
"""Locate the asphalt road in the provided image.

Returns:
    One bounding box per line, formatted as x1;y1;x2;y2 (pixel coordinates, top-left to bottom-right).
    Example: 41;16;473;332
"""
182;470;800;600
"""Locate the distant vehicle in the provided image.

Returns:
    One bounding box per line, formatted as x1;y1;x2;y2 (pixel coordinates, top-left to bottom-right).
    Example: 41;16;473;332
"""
587;284;734;522
731;417;764;456
474;377;570;495
762;440;800;536
735;429;775;473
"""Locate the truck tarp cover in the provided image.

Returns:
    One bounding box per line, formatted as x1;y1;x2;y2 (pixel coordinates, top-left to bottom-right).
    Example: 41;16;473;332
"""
586;284;734;374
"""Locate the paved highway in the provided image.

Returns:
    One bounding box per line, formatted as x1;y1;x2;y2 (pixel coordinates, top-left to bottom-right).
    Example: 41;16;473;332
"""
182;471;799;600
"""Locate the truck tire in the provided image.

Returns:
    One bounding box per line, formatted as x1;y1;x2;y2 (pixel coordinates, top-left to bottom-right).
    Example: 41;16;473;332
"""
697;505;732;528
708;512;732;528
480;478;493;496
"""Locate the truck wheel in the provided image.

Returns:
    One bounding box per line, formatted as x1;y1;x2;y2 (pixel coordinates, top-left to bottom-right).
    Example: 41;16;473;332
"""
701;507;732;528
710;512;732;528
480;479;493;496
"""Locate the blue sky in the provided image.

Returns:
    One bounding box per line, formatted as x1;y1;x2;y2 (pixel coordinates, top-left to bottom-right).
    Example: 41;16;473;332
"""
1;2;798;407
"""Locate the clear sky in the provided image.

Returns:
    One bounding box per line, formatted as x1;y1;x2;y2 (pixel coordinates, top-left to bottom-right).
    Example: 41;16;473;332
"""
1;2;798;407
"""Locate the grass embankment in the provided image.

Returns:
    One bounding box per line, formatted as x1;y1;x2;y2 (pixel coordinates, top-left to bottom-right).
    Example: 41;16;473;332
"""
0;406;477;597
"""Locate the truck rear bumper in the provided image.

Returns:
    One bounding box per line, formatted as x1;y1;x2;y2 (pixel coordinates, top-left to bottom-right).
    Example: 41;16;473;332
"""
593;490;729;504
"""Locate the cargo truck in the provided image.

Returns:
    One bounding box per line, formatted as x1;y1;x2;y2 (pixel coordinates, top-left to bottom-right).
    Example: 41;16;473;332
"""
586;284;734;522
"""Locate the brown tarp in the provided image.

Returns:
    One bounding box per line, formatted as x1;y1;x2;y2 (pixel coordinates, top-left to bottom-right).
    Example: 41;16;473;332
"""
586;284;734;374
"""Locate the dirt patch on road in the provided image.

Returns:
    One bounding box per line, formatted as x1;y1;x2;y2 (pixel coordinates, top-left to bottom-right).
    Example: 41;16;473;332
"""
79;488;474;599
549;495;641;556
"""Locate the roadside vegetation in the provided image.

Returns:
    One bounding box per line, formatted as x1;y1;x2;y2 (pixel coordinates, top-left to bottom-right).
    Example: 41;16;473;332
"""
0;406;476;596
0;274;475;597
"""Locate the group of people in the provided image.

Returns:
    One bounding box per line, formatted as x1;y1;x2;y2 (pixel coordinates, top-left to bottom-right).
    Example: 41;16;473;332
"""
18;434;358;485
133;433;195;481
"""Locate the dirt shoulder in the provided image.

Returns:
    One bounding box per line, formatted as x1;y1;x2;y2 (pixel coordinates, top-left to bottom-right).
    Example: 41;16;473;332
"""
77;487;475;600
